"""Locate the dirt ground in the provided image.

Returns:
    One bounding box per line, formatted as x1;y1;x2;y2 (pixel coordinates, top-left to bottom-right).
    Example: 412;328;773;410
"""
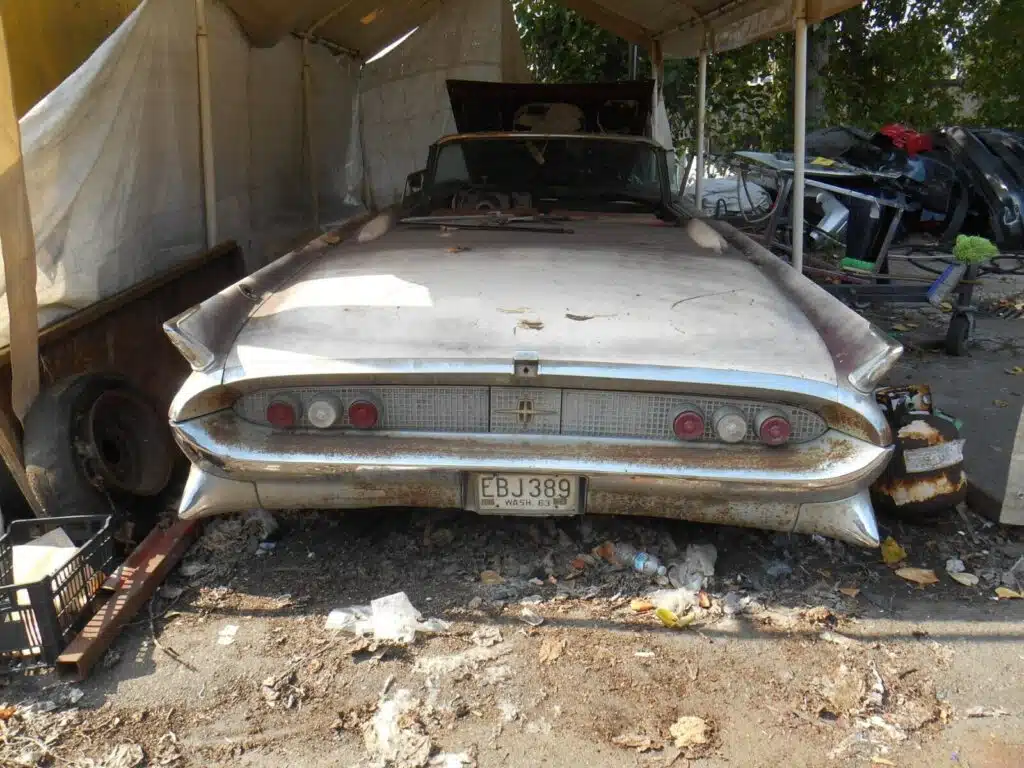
2;504;1022;768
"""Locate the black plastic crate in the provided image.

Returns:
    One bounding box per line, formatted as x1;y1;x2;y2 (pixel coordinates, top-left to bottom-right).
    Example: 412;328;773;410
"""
0;515;114;666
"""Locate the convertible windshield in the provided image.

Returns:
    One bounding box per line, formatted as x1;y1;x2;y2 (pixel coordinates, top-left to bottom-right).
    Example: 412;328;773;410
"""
429;136;664;211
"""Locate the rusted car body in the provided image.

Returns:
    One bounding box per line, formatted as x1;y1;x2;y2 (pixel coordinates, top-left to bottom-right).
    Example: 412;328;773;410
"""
164;108;900;547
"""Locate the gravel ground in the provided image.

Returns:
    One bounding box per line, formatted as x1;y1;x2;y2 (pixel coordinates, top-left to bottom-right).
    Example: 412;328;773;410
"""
1;505;1022;768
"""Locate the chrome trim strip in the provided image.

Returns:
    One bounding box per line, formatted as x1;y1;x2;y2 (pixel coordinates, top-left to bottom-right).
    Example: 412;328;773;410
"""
173;412;891;502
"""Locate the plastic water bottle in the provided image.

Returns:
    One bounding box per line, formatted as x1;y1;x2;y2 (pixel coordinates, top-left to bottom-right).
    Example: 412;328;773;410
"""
611;543;667;577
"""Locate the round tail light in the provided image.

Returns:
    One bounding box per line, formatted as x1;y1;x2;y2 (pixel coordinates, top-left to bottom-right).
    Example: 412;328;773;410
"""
308;396;342;429
756;408;792;446
348;399;379;429
712;406;748;443
266;398;297;428
672;407;705;441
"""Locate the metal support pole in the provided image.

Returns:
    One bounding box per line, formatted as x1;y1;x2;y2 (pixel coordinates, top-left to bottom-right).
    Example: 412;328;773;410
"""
792;13;808;273
195;0;218;249
694;48;708;210
628;43;639;79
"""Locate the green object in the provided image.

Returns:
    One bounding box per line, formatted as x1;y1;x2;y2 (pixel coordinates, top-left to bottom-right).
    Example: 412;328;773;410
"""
840;257;876;272
952;234;998;264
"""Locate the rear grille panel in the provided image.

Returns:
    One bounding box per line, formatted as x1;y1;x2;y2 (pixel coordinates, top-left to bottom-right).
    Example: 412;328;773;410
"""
235;386;828;444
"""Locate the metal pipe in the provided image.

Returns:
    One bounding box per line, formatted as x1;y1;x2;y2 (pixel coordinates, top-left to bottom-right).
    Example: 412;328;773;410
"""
694;48;708;210
792;14;808;274
195;0;217;248
302;38;320;230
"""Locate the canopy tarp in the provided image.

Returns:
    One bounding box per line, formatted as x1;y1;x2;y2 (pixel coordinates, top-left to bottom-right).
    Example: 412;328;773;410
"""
220;0;860;58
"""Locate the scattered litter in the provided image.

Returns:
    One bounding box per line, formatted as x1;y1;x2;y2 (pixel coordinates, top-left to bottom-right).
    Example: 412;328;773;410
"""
598;542;667;576
994;586;1023;599
254;540;277;556
994;399;1010;408
0;705;15;721
881;537;907;565
948;572;980;587
839;587;861;598
895;567;939;586
364;689;432;768
178;561;209;579
945;558;966;574
565;313;595;322
217;625;239;646
630;598;655;613
669;716;709;748
538;637;567;664
158;585;184;601
414;644;511;679
498;307;529;314
764;560;793;579
479;570;504;585
430;753;476;767
445;246;471;253
634;650;655;658
611;733;657;752
820;631;858;648
102;743;145;768
325;592;450;642
698;590;712;609
655;607;695;629
519;608;544;627
520;595;543;605
65;687;84;705
469;627;503;647
467;596;483;610
516;318;545;331
666;543;718;590
803;606;834;624
1006;366;1024;375
261;671;303;709
1002;556;1024;591
964;705;1010;718
650;588;698;617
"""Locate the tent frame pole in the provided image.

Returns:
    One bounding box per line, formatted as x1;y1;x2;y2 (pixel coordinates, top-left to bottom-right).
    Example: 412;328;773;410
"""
301;39;320;230
791;6;808;273
195;0;218;249
694;46;708;210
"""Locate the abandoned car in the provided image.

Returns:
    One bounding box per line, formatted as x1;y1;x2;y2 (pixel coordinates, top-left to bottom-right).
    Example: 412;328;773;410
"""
164;82;901;547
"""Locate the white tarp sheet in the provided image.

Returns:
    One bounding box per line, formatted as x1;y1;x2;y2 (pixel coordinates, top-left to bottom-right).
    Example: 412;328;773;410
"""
0;0;360;347
355;0;529;208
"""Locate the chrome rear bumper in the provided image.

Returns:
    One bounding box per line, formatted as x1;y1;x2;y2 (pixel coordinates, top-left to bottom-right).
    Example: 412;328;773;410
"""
172;412;890;547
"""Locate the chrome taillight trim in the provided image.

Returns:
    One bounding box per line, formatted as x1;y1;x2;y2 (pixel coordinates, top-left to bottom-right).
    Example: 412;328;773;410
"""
235;386;828;444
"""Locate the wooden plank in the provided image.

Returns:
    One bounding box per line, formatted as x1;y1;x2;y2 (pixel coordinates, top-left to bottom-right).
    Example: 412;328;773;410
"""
558;0;652;45
0;15;39;422
999;405;1024;525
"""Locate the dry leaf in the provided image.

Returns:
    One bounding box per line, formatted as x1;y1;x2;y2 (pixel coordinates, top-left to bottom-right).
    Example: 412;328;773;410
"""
891;324;910;332
839;587;861;598
445;245;471;253
516;318;545;331
669;716;709;748
479;570;503;585
994;399;1010;408
0;705;16;721
698;590;712;609
896;567;939;586
940;301;953;311
497;307;529;314
995;586;1023;599
611;734;656;752
881;536;907;565
538;637;567;664
871;758;897;767
1007;366;1024;375
656;607;695;629
322;232;342;244
630;598;655;613
948;572;980;587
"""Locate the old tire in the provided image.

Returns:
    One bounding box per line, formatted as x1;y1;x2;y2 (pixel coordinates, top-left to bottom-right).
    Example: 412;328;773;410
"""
23;373;174;519
945;313;971;357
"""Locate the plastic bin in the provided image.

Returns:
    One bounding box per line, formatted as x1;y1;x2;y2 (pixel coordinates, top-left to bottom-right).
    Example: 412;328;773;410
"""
0;515;114;666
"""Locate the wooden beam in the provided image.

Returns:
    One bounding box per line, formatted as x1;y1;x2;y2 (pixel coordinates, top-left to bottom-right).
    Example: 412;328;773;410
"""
0;15;39;422
558;0;652;46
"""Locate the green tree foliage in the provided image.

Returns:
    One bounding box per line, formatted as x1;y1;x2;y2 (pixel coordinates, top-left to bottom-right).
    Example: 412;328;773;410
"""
514;0;1024;153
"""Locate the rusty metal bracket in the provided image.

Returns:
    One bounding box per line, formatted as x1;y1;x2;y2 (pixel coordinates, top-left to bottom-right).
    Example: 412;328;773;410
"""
56;519;199;681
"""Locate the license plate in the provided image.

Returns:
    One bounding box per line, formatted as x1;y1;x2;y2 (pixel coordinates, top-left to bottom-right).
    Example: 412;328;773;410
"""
476;474;579;514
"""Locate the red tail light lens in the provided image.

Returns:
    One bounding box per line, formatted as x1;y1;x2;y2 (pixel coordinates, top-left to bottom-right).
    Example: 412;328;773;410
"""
756;408;791;446
266;399;297;428
348;400;379;429
672;408;705;440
